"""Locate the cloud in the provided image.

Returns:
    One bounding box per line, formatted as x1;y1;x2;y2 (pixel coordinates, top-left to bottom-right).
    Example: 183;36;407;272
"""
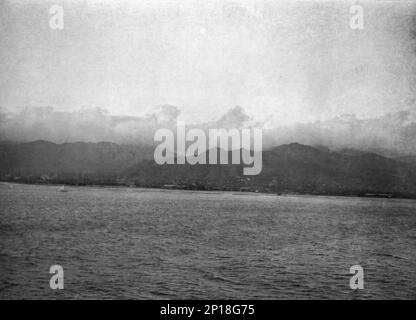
1;105;416;155
200;105;252;129
148;104;181;123
263;110;416;155
0;106;179;144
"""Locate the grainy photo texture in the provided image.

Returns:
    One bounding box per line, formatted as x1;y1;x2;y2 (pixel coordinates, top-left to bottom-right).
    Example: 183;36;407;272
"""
0;0;415;300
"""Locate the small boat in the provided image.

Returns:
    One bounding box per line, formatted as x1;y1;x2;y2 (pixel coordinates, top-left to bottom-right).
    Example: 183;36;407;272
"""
59;185;68;192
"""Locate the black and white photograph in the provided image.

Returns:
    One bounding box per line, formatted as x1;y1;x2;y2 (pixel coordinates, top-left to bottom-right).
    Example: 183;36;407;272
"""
0;0;416;304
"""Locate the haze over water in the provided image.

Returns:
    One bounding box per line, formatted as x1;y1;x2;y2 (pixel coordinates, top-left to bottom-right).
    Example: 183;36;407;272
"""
1;183;415;299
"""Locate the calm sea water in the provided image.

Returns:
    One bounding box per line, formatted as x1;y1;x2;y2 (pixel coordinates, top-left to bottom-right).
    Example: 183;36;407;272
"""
0;183;415;299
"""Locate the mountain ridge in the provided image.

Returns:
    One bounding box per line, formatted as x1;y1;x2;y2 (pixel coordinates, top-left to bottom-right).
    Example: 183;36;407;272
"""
1;140;415;198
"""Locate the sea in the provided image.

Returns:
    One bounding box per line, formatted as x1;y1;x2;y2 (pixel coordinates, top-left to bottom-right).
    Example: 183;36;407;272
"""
0;183;415;299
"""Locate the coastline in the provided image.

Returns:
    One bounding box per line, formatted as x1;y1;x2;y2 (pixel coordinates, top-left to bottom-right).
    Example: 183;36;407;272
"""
2;180;416;200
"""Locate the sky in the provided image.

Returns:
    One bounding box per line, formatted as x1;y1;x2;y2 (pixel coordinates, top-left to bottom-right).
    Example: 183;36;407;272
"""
0;0;415;127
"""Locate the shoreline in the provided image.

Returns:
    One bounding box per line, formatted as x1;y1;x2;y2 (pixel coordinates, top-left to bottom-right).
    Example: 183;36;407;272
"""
2;180;416;200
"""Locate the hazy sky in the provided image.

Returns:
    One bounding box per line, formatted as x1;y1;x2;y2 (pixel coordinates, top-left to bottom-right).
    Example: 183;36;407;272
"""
1;0;415;126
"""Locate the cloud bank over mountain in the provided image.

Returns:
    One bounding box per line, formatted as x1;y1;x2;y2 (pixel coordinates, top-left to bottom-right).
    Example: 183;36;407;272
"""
0;105;180;145
263;110;416;156
1;105;416;156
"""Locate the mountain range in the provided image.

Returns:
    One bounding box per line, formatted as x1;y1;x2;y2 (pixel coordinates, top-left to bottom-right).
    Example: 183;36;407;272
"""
1;140;416;198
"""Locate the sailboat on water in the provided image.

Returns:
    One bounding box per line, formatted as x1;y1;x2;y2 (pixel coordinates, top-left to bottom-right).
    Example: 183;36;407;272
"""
59;185;68;192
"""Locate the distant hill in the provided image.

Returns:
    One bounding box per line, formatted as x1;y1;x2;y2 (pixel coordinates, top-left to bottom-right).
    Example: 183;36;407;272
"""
258;143;416;196
125;143;416;197
1;141;416;197
395;155;416;165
